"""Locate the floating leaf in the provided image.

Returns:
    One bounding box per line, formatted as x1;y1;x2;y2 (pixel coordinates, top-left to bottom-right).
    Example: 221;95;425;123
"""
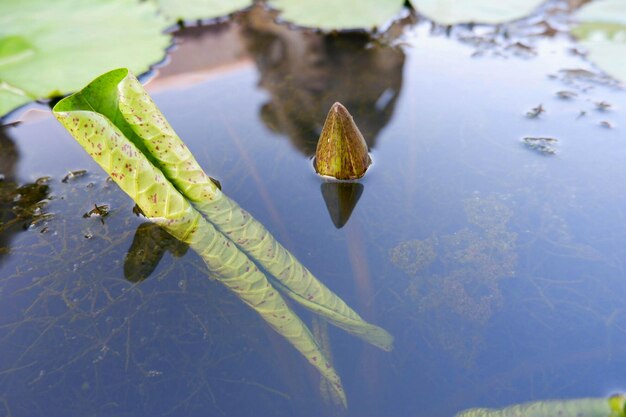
0;82;31;117
410;0;545;25
153;0;252;23
315;102;371;180
456;395;626;417
53;71;349;405
572;0;626;83
0;0;170;118
267;0;406;31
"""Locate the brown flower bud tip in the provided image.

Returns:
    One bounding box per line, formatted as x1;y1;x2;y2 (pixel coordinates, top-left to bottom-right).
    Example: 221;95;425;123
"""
314;102;371;180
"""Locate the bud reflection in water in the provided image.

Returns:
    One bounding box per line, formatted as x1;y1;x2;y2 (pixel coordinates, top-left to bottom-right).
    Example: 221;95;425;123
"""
241;7;406;156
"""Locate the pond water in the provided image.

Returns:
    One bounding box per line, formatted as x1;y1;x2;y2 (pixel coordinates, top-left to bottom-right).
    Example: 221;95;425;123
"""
1;5;626;417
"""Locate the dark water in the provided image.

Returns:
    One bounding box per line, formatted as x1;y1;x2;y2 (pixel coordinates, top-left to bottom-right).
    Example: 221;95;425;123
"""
1;7;626;417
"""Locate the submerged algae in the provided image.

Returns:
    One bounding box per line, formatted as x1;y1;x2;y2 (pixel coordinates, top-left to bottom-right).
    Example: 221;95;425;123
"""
390;193;517;363
0;177;290;416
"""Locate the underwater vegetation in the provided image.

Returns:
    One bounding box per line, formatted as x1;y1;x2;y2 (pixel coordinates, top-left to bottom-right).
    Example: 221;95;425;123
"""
52;67;393;406
390;193;517;364
0;175;296;415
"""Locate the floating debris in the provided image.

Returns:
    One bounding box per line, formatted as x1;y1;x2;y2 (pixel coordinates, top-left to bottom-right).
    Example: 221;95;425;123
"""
560;68;597;78
526;104;545;118
556;90;577;100
315;102;371;180
14;180;49;205
600;120;613;129
452;15;549;60
83;203;109;223
9;178;53;229
595;100;612;111
505;41;537;58
522;136;558;155
61;169;87;183
554;68;621;89
568;47;587;57
577;110;587;119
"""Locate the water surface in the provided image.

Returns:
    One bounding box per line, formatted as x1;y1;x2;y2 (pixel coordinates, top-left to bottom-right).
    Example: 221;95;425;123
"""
1;7;626;417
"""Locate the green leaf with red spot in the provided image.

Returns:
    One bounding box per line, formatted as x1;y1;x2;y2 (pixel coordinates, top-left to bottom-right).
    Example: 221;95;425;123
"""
53;68;356;406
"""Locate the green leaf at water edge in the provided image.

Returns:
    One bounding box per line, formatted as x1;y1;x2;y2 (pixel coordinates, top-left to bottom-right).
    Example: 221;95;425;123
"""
410;0;546;25
572;0;626;83
267;0;406;31
0;0;170;119
456;395;626;417
153;0;252;23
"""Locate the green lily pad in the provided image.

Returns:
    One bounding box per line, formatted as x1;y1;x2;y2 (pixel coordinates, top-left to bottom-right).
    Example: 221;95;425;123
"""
153;0;252;22
410;0;545;25
0;0;170;118
572;0;626;83
267;0;406;31
0;82;31;116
